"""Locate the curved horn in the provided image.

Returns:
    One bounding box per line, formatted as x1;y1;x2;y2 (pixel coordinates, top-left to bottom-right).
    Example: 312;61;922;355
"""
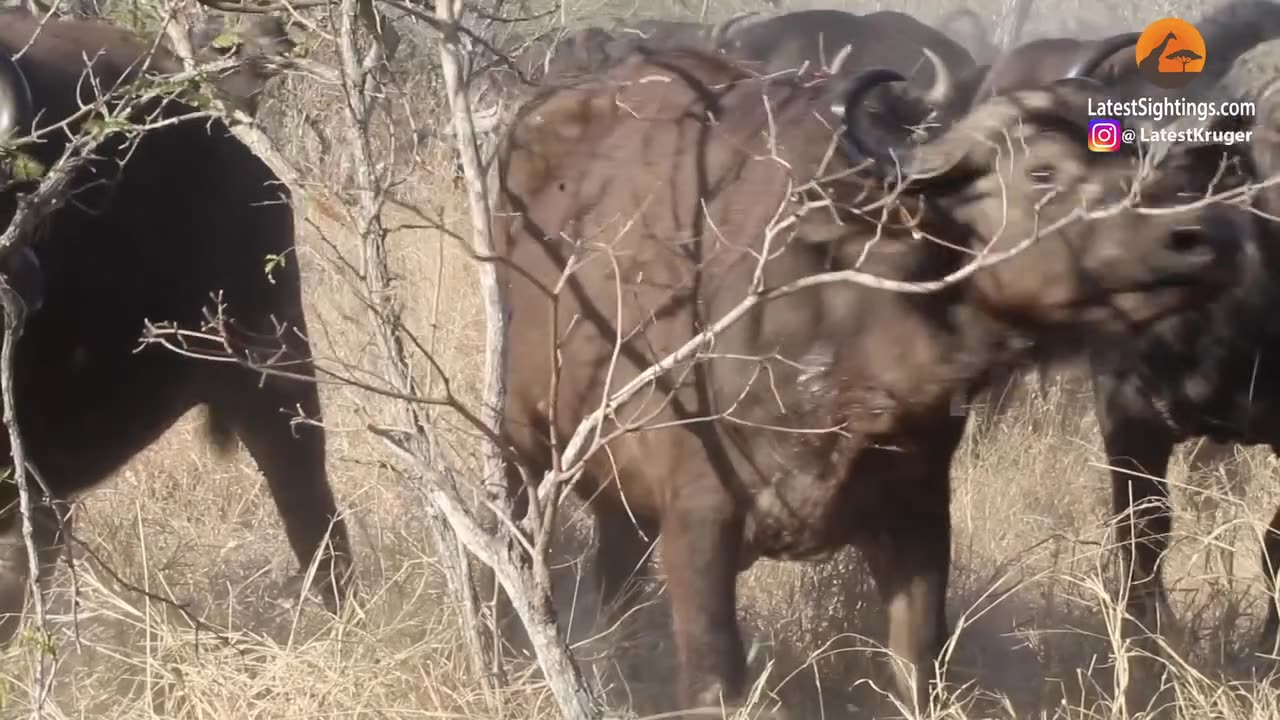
841;67;910;174
845;66;1024;185
1065;31;1141;79
829;43;854;74
0;52;33;143
709;11;759;48
920;47;955;108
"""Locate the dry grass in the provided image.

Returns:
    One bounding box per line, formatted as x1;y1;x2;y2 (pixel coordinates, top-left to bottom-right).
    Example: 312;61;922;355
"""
9;0;1280;717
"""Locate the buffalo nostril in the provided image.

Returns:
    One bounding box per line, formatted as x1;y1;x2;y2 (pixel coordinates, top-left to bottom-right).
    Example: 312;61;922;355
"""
1168;227;1207;254
1170;213;1248;280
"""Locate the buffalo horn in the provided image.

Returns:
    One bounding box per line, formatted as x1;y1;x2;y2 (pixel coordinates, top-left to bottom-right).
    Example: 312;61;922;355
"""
920;47;955;108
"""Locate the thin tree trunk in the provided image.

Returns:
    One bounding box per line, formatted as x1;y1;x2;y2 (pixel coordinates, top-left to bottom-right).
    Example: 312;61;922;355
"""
434;1;601;716
332;0;499;699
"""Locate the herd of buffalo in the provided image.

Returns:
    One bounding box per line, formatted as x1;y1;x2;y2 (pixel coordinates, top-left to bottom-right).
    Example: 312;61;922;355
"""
10;0;1280;716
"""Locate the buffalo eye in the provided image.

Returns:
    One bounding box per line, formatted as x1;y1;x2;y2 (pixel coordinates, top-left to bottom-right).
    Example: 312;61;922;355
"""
1027;164;1057;187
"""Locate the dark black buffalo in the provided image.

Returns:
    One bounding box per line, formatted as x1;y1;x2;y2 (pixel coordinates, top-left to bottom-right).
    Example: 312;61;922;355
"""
940;4;1280;662
1082;26;1280;660
924;6;1280;671
0;9;352;640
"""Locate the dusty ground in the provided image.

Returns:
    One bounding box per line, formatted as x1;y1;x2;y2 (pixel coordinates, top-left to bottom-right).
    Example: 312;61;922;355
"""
4;0;1280;717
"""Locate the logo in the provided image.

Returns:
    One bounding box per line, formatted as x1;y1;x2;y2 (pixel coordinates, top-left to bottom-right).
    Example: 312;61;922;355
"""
1135;18;1206;90
1088;118;1122;152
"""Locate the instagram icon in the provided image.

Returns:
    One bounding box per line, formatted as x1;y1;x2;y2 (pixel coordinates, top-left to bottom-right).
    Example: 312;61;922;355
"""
1088;118;1122;152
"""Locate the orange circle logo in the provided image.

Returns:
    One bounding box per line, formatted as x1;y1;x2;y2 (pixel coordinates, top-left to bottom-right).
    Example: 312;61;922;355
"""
1135;18;1205;89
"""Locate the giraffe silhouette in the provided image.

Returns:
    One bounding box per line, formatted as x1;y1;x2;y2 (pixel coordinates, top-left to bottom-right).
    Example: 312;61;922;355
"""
1140;31;1177;83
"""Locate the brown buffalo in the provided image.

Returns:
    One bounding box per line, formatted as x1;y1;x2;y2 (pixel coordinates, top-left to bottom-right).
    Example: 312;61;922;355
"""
491;46;1251;715
0;9;352;639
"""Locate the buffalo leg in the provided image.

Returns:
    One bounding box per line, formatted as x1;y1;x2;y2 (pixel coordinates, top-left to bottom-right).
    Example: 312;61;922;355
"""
662;484;746;711
593;499;660;626
0;493;69;645
1260;503;1280;655
861;506;951;711
209;378;352;612
1105;439;1175;640
1094;380;1177;645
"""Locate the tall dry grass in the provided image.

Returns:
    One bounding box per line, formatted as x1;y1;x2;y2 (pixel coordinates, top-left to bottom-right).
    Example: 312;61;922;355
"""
8;0;1280;717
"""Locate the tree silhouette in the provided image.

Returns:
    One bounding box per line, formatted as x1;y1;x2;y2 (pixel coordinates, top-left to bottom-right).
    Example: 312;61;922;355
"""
1167;48;1203;71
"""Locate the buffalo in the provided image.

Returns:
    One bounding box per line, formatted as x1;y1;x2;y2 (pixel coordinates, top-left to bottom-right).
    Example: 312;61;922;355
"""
182;13;297;116
942;7;1280;663
930;32;1146;434
717;8;976;100
491;44;1253;715
479;8;974;175
1077;33;1280;660
952;33;1141;113
0;9;352;640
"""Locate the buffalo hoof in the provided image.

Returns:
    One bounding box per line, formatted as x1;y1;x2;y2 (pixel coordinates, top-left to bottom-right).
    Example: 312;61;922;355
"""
279;571;349;616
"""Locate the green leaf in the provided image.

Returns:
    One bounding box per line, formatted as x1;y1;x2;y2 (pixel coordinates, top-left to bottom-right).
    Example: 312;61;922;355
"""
212;30;243;50
264;253;286;284
9;152;46;182
20;625;56;658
